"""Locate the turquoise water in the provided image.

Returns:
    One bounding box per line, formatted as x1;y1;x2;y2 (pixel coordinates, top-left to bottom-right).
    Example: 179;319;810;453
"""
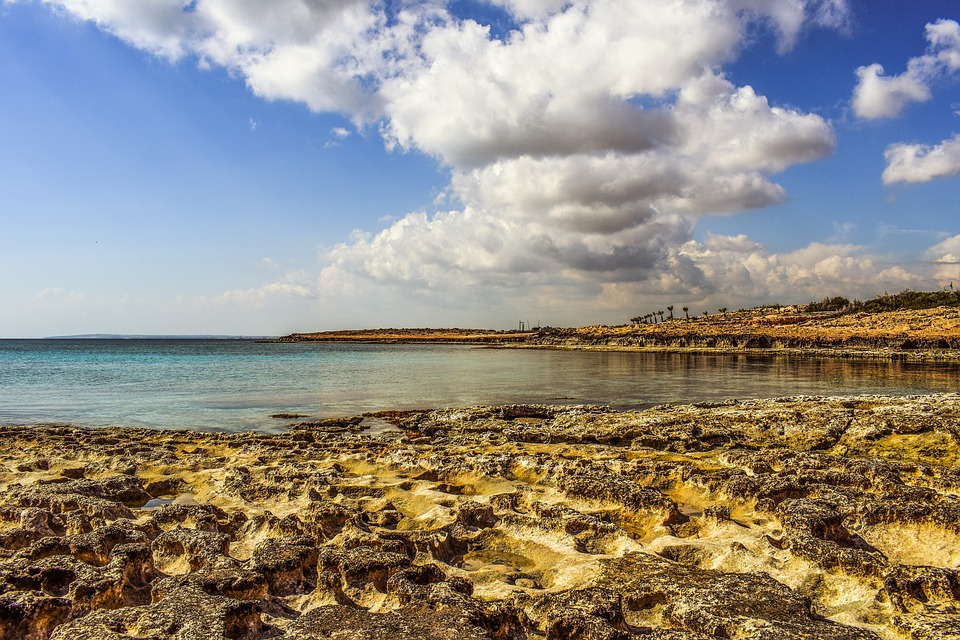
1;339;958;432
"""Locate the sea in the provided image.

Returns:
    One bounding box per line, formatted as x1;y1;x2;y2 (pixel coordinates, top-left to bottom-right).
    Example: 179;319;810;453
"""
1;338;958;433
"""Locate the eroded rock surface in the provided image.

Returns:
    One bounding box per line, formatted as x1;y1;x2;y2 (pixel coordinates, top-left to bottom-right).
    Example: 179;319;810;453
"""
1;394;959;638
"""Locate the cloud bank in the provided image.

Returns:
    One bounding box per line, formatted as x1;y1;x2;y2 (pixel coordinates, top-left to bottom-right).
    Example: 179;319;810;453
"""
24;0;953;324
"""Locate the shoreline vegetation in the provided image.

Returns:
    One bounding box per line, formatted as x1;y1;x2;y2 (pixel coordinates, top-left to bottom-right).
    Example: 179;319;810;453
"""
2;394;959;638
277;292;960;361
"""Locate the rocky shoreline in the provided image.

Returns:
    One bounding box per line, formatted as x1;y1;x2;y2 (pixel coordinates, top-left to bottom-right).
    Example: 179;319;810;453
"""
277;307;960;362
2;394;959;638
524;308;960;362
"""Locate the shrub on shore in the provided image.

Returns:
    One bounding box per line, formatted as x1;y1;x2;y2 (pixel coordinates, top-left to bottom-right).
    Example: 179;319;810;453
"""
804;289;960;315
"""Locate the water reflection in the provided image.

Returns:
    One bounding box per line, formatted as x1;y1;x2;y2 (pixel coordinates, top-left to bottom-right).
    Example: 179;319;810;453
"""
521;350;958;410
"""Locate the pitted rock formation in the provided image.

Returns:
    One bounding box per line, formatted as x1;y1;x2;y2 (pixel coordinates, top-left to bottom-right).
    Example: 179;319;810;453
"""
1;393;959;638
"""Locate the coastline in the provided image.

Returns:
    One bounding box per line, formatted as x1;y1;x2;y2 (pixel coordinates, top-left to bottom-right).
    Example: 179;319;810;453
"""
2;393;959;638
277;306;960;362
508;343;960;362
274;328;537;344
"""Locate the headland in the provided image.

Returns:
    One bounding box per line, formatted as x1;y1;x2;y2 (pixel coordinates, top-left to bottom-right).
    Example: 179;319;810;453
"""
279;302;960;361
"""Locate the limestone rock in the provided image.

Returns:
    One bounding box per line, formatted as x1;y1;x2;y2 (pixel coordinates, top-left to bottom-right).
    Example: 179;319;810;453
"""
0;394;958;638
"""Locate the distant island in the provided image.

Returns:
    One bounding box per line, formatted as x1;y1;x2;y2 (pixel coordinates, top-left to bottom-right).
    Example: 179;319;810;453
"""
43;334;276;340
279;290;960;360
276;328;536;344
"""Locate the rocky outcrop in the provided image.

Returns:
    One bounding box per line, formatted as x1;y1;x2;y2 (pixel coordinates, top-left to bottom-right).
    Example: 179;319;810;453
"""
527;307;960;360
2;394;960;638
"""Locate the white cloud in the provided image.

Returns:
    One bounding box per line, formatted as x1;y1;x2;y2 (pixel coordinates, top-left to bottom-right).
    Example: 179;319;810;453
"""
882;133;960;184
851;63;931;120
332;65;833;286
317;230;937;326
44;0;384;117
852;18;960;120
676;238;924;305
853;19;960;188
206;270;317;308
33;0;866;321
213;282;317;307
926;234;960;283
324;125;352;147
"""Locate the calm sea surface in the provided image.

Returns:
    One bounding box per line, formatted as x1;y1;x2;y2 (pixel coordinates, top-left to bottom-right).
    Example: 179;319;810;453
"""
1;339;958;433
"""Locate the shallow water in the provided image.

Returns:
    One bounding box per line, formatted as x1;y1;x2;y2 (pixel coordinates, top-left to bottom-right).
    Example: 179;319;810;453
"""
0;339;957;432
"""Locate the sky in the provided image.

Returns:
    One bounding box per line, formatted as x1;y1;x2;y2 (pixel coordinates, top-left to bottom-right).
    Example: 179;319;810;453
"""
1;0;959;337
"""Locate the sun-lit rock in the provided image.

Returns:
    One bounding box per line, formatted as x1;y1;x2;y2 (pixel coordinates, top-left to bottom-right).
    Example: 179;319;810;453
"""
1;394;959;638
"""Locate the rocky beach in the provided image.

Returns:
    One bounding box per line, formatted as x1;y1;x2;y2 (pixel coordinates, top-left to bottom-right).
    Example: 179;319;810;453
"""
2;393;960;639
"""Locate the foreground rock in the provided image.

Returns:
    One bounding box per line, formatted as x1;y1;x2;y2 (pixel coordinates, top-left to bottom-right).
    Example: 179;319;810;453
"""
2;394;959;639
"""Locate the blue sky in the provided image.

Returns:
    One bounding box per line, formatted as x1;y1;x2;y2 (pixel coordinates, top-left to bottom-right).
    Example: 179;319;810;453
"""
1;0;958;337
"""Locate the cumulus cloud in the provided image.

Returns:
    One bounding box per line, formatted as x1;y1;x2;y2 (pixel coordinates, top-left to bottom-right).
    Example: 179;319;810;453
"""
331;14;835;291
882;133;960;184
36;0;877;319
855;19;960;187
852;18;960;120
926;234;960;283
45;0;384;116
675;238;924;306
317;230;933;326
852;63;930;120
